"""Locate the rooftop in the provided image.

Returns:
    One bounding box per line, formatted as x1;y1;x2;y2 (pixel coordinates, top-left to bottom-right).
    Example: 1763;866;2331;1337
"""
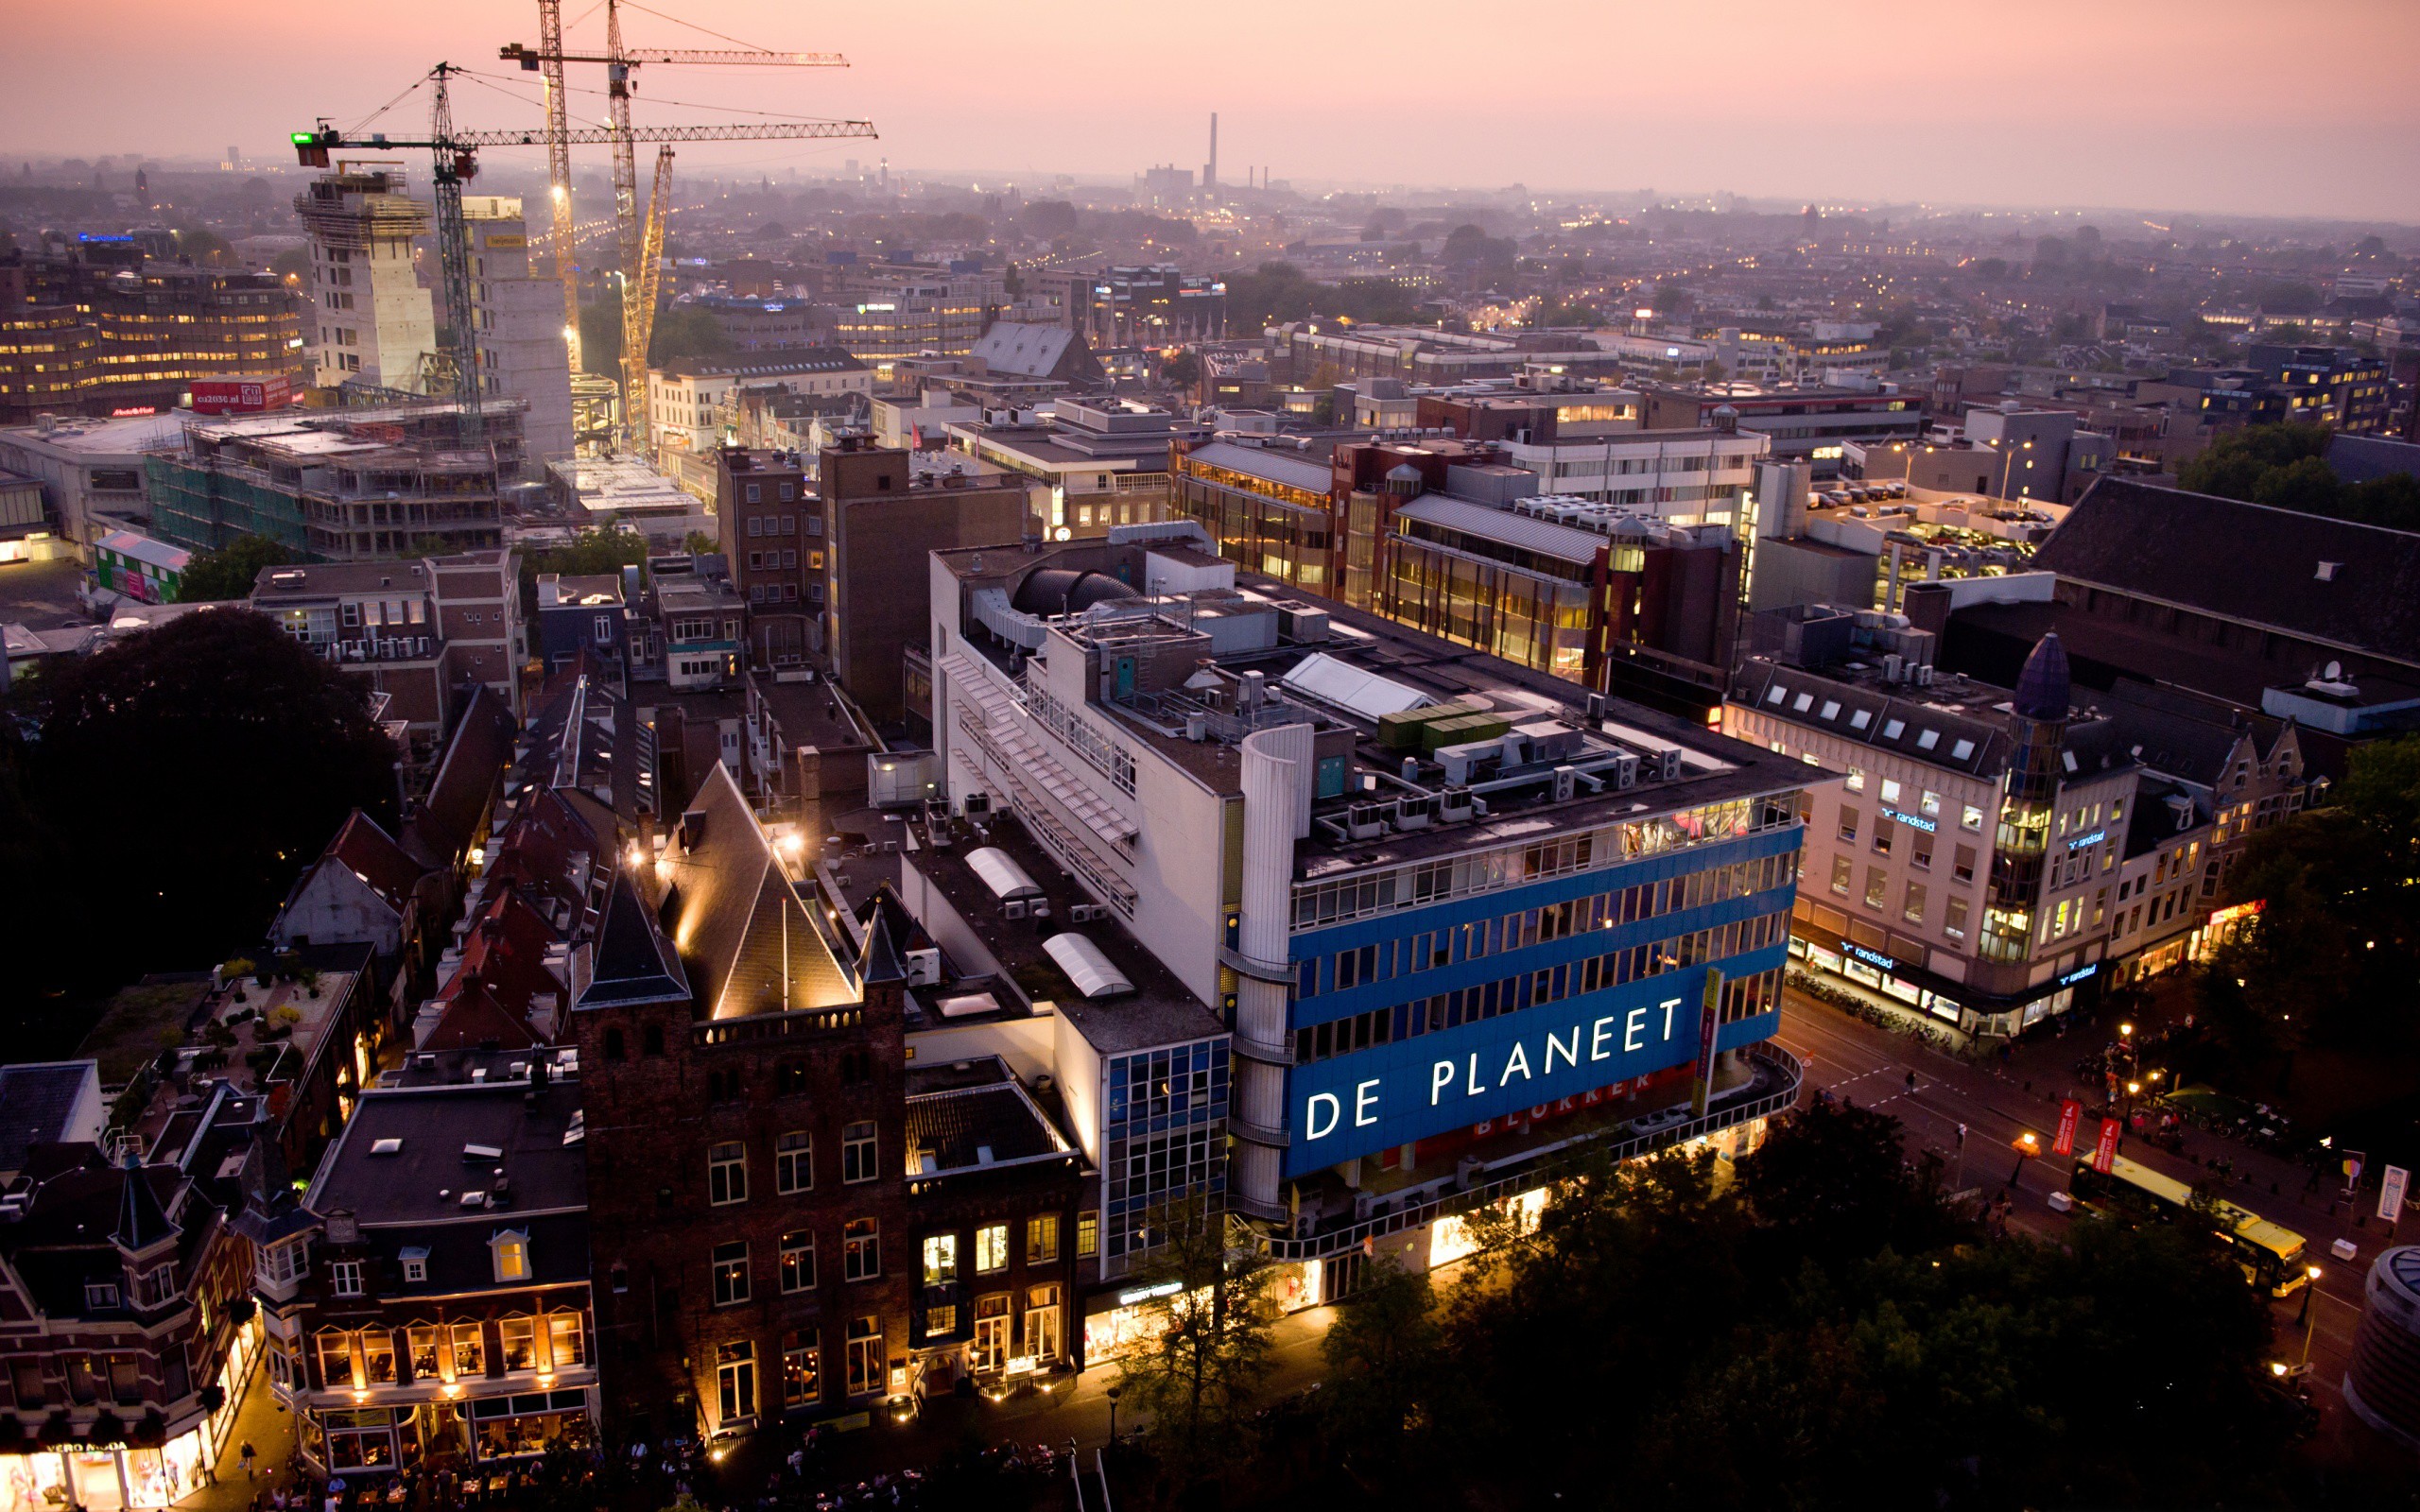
306;1075;586;1228
904;1056;1077;1176
654;346;865;381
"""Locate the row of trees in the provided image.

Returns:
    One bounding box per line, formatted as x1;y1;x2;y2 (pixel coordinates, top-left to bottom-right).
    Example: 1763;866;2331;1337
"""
1115;1099;2310;1510
2178;423;2420;532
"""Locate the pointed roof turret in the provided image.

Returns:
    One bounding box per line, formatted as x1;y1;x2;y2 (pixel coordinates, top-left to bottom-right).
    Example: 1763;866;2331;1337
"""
111;1154;178;1257
2012;631;2072;722
858;904;910;988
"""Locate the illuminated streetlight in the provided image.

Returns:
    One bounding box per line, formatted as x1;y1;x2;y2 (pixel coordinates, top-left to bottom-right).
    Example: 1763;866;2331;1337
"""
2007;1130;2041;1193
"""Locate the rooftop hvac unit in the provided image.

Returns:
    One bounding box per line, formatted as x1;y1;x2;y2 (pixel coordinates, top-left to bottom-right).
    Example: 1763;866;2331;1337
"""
1437;739;1502;787
905;947;942;987
961;793;992;816
1029;900;1051;919
1913;662;1935;686
1345;802;1389;840
1069;902;1105;923
1004;900;1028;920
1652;747;1683;782
1605;752;1641;789
1517;720;1584;764
1393;795;1439;830
1439;786;1477;822
1552;765;1578;802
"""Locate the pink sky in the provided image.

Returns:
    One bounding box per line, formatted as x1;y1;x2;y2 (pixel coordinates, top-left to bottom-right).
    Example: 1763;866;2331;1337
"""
5;0;2417;220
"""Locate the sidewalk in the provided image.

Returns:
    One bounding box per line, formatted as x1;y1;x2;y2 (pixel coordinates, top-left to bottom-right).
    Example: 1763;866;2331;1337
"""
175;1363;296;1512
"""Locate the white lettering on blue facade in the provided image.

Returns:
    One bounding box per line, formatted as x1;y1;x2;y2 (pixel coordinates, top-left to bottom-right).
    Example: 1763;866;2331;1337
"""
1354;1079;1381;1127
1306;1093;1340;1140
1499;1042;1531;1087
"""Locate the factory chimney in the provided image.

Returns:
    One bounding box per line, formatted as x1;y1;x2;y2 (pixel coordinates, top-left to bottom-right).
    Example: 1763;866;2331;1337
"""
1203;112;1218;189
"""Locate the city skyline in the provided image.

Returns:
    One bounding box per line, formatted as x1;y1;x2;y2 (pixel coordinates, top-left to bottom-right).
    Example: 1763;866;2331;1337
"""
3;0;2417;222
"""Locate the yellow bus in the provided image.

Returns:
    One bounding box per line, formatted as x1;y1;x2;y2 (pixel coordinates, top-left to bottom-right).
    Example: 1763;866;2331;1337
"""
2068;1155;2310;1297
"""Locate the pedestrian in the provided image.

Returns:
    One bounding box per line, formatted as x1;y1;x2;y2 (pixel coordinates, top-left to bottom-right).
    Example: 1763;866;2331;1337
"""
1905;1070;1917;1092
242;1441;258;1482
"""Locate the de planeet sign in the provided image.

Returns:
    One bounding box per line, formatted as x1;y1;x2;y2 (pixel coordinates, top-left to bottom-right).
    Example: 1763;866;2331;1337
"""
1282;959;1779;1178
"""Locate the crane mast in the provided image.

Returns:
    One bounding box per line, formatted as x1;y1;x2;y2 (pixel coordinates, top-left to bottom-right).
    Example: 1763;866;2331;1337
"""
537;0;579;371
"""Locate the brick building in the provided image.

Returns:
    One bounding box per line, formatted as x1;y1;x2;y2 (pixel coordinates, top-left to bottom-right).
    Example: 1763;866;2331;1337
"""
567;765;914;1437
714;447;816;670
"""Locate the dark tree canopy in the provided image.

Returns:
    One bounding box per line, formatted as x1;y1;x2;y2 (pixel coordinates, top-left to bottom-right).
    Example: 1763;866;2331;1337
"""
2178;423;2420;532
15;610;400;1001
178;533;295;602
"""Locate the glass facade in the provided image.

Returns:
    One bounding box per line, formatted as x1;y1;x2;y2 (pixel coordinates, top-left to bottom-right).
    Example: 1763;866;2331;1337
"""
1101;1040;1230;1274
1382;527;1597;679
1170;458;1332;591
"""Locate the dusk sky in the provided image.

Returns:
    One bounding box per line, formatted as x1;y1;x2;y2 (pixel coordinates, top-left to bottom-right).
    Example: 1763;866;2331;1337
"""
6;0;2418;220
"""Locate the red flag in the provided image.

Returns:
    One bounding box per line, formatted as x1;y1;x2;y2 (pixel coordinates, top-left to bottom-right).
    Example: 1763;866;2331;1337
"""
2091;1117;2121;1174
2053;1099;2082;1158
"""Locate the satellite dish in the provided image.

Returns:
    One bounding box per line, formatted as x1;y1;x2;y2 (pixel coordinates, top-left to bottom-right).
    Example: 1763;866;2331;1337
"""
2323;661;2342;680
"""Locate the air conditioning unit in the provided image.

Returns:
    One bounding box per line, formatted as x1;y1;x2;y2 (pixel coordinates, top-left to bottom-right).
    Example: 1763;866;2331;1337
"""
1552;765;1578;802
1004;900;1028;919
1345;802;1389;840
1028;900;1051;919
1605;752;1640;789
904;947;942;987
1069;902;1105;923
961;793;992;816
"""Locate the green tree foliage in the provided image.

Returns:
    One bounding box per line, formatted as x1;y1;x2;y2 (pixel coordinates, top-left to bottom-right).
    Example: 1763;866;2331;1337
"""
178;534;295;602
2177;423;2420;531
9;610;399;1004
1022;199;1078;237
1440;223;1515;269
518;528;651;614
2202;733;2420;1055
577;300;622;373
1267;1104;2300;1511
1219;263;1421;332
169;225;233;266
1113;1198;1276;1490
648;304;735;366
269;248;309;284
1161;351;1203;387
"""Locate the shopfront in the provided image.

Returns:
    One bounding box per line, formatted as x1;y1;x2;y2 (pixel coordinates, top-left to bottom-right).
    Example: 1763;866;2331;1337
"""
0;1320;260;1512
300;1388;595;1475
1790;934;2083;1035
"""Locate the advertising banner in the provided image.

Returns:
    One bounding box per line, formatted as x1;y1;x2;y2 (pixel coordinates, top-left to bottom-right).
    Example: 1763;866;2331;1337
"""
2053;1099;2081;1158
2091;1117;2121;1174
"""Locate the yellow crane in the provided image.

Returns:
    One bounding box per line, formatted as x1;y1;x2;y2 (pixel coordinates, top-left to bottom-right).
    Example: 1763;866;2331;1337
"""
502;0;861;453
631;145;675;434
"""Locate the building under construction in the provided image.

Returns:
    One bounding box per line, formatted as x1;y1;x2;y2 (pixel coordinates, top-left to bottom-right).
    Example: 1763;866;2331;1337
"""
146;401;522;560
293;166;438;392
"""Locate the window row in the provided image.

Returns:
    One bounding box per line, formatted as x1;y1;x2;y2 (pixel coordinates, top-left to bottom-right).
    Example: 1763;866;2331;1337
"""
916;1215;1061;1285
709;1218;882;1307
302;1314;583;1390
706;1122;880;1205
1295;911;1789;1063
922;1284;1063;1369
1304;852;1794;997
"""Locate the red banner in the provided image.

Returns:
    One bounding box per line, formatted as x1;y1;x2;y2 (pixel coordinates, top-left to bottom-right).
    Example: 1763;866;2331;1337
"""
2091;1117;2121;1174
2053;1099;2082;1158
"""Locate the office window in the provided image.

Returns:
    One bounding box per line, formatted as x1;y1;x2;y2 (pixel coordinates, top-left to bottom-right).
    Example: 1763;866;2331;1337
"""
1871;824;1892;855
844;1218;881;1281
1864;867;1888;909
1962;804;1985;832
330;1261;364;1298
1952;845;1977;885
921;1233;959;1286
776;1130;812;1194
709;1142;748;1205
1027;1214;1060;1263
1837;806;1858;842
1830;856;1853;894
781;1231;816;1294
1077;1211;1098;1259
842;1121;878;1184
1920;789;1942;817
712;1241;752;1306
1903;882;1927;924
975;1224;1009;1274
1910;831;1933;870
1879;779;1902;805
1945;896;1970;940
1843;767;1865;792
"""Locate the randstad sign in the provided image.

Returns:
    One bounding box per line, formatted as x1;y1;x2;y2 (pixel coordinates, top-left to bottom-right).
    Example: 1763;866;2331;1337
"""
1280;957;1782;1178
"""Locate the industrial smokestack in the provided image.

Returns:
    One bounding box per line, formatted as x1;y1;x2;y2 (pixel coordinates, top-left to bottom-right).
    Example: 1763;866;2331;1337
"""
1204;112;1218;189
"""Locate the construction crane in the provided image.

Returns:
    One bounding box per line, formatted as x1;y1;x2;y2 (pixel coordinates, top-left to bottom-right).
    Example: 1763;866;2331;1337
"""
292;63;488;433
631;146;676;433
500;0;856;450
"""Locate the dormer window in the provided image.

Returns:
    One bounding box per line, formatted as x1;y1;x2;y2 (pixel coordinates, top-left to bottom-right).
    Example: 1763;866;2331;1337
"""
84;1282;121;1312
491;1229;531;1283
258;1237;311;1289
401;1247;429;1285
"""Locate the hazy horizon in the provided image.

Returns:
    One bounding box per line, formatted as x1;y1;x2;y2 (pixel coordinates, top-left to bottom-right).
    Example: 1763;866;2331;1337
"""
4;0;2417;223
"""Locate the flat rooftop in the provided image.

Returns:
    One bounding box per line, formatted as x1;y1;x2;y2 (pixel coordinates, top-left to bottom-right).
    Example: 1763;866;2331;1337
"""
937;534;1804;880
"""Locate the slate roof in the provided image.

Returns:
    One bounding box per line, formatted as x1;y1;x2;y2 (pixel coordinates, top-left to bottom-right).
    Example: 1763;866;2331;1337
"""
904;1068;1073;1175
656;763;854;1020
971;322;1102;384
405;683;517;868
576;872;689;1009
307;1080;586;1238
419;981;542;1053
2033;477;2420;669
0;1063;98;1177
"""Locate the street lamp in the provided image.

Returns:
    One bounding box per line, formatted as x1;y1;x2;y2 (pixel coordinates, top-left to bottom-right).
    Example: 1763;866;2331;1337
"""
1106;1384;1122;1445
2299;1264;2324;1329
2007;1130;2042;1193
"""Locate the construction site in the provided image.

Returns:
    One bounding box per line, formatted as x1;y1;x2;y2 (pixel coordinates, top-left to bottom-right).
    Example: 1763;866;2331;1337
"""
283;0;876;490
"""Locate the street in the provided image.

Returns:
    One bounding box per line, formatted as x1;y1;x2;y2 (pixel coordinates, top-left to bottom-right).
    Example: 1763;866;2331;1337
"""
1773;988;2410;1470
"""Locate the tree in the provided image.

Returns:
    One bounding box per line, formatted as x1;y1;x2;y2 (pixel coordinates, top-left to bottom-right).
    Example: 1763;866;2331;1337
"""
1161;351;1202;388
1317;1254;1444;1493
170;225;233;266
268;248;309;285
1113;1197;1276;1486
16;610;399;1002
1439;224;1514;269
1022;199;1078;237
178;534;294;602
1737;1095;1959;1263
647;305;734;366
519;528;651;613
577;300;622;373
